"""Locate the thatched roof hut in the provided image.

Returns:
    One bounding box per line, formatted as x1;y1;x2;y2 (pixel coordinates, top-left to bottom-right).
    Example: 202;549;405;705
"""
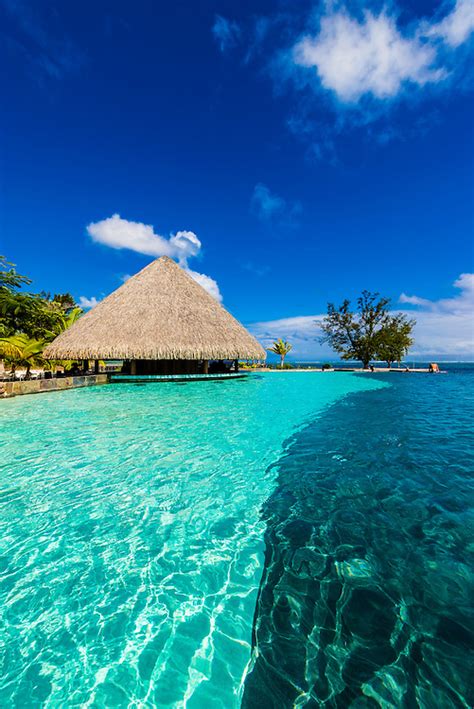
43;257;265;368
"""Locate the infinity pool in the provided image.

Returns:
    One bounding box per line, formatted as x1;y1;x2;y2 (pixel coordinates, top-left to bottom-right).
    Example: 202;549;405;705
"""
1;370;472;707
0;372;383;707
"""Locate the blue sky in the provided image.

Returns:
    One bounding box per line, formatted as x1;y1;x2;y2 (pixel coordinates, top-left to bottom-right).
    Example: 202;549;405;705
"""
1;0;473;358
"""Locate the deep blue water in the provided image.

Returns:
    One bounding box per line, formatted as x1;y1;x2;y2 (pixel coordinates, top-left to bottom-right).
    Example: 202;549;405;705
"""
243;365;474;707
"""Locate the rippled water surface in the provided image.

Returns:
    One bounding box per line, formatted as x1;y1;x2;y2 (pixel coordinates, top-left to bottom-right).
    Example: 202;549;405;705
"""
243;366;474;708
0;372;384;707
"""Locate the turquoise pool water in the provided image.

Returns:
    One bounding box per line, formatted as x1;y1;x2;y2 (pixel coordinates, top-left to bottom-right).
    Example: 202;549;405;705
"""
1;369;473;707
0;372;384;707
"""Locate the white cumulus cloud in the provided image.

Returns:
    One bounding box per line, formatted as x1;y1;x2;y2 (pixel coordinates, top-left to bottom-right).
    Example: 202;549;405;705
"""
79;295;100;309
87;214;201;264
291;1;474;105
294;10;444;102
86;214;222;301
186;269;222;302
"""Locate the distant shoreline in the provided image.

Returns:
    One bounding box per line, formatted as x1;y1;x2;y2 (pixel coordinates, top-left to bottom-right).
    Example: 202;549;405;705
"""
249;367;439;373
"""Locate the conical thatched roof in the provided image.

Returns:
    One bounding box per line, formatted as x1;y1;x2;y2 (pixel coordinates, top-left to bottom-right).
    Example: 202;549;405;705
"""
44;257;266;361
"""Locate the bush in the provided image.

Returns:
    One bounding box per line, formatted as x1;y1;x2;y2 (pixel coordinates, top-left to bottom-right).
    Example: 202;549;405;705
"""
322;363;333;370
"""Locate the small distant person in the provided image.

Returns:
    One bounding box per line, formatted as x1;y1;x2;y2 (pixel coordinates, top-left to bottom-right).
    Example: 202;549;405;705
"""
369;364;375;372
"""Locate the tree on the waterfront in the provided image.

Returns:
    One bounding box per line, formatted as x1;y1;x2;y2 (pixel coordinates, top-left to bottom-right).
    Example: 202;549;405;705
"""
319;290;415;369
0;256;82;339
375;315;414;368
267;338;293;368
0;256;83;375
0;334;48;379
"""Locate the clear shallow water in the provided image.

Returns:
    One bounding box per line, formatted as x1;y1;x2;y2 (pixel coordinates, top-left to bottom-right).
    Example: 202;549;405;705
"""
0;372;383;707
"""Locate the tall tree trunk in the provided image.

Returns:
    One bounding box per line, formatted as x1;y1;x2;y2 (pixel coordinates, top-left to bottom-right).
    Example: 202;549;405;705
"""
280;354;285;368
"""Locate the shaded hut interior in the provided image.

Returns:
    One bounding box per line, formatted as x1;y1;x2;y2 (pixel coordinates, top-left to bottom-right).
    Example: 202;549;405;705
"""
121;359;238;375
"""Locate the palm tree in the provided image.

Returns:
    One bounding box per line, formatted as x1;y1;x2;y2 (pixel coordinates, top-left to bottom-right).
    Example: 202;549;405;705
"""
0;334;47;379
267;338;292;368
42;306;83;339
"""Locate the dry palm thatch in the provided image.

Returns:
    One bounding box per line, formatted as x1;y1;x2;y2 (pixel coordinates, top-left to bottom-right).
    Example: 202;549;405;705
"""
43;257;266;361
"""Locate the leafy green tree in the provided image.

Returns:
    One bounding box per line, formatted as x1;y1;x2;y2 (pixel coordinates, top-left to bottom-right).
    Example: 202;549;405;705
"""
40;291;78;313
320;291;414;369
0;257;59;338
0;309;83;377
0;291;63;339
0;256;33;336
0;334;47;379
0;255;31;291
52;293;77;312
0;256;82;339
0;257;84;378
375;315;414;368
267;338;293;368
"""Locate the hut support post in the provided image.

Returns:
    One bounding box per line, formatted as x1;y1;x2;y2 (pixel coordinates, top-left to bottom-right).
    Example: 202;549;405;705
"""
234;359;239;373
203;360;209;374
94;360;99;374
131;360;137;375
82;359;89;374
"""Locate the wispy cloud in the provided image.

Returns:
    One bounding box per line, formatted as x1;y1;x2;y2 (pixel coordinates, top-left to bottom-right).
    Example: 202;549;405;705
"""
249;274;474;359
399;293;433;308
423;0;474;48
251;183;285;221
249;315;327;359
212;15;241;53
1;0;85;81
235;1;474;154
242;261;271;278
251;183;302;226
86;214;222;301
78;295;100;310
397;273;474;356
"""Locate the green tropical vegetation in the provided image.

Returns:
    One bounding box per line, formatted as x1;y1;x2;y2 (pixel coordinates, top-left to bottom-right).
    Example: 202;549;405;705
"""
0;256;83;378
267;338;293;368
375;314;414;368
320;290;415;369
